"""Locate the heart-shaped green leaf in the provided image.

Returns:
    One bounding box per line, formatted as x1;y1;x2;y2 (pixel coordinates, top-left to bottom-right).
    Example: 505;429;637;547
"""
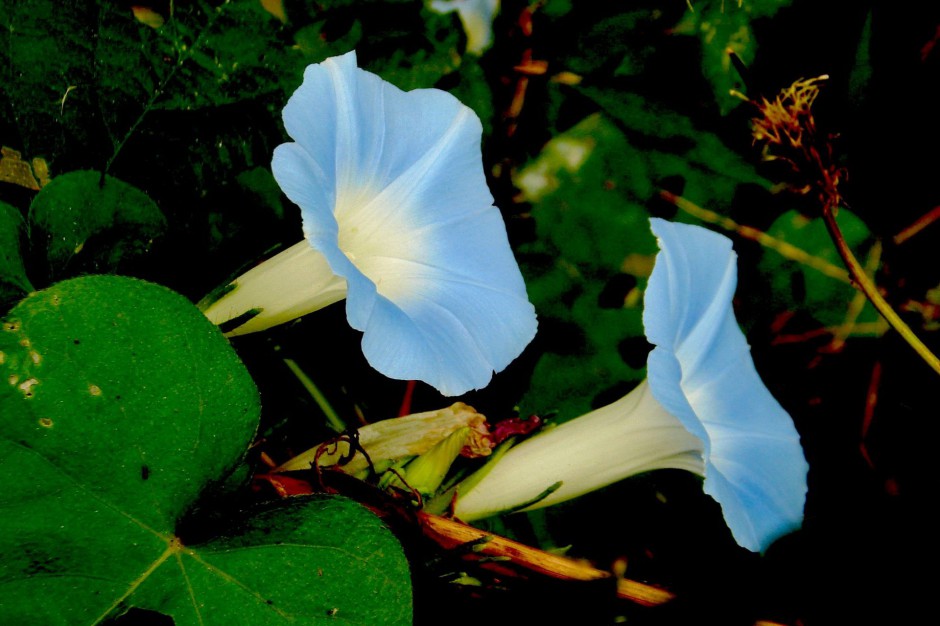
0;276;411;624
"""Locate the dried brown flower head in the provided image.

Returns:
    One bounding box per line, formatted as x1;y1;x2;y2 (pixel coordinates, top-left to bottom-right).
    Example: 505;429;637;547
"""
748;75;846;212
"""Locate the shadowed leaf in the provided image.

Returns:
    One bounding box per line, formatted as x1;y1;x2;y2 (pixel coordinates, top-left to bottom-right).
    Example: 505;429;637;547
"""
0;202;33;307
760;208;878;327
674;0;794;113
28;170;167;279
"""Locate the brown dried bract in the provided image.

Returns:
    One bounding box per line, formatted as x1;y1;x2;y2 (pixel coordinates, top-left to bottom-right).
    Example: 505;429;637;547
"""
748;76;845;212
0;146;50;190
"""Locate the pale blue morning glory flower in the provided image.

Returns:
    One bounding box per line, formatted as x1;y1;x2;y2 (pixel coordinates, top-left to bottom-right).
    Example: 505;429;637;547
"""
430;0;500;55
203;51;537;396
644;218;807;551
455;219;808;553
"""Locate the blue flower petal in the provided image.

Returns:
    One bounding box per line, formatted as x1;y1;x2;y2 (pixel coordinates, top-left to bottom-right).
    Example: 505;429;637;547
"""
272;51;537;396
644;218;808;552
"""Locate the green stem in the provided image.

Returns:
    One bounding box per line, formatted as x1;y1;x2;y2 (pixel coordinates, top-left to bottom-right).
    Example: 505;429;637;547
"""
282;358;347;433
822;205;940;376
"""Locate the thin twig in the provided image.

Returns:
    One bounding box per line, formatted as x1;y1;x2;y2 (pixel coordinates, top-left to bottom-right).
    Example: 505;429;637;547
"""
282;357;347;432
893;204;940;246
417;512;675;607
827;240;882;353
860;360;882;469
659;191;851;284
821;205;940;376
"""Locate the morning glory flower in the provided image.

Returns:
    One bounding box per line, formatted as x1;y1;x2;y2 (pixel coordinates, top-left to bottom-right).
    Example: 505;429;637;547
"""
202;51;537;396
430;0;500;55
455;218;808;553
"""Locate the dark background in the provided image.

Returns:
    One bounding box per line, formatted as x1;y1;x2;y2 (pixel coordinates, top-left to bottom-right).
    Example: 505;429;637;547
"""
2;1;937;624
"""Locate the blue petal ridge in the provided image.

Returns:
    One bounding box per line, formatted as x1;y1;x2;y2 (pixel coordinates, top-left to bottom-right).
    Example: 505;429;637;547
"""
644;217;808;552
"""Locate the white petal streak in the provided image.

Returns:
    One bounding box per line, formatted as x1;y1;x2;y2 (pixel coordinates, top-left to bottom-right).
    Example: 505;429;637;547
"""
337;107;480;246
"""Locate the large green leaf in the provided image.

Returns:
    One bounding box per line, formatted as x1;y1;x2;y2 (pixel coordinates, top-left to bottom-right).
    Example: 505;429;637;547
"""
28;171;167;280
0;276;411;624
0;202;33;307
133;496;412;625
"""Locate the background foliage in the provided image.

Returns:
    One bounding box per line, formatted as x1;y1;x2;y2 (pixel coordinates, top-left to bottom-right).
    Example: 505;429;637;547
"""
1;0;937;624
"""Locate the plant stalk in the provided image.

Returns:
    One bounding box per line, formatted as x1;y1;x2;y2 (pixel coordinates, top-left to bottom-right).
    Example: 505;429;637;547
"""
282;358;347;432
822;205;940;376
417;512;676;607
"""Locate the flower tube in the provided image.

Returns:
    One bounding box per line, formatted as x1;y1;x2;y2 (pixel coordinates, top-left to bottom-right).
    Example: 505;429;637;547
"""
202;51;537;396
430;0;500;55
455;218;808;552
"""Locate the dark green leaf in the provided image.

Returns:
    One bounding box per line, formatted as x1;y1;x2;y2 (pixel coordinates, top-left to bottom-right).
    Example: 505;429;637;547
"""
366;8;461;91
0;0;108;166
0;276;259;532
848;10;874;109
542;0;574;18
293;18;363;65
445;56;494;136
759;208;878;327
28;170;167;279
562;9;656;77
236;167;288;221
129;496;413;625
674;0;793;113
0;0;302;169
0;201;33;306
